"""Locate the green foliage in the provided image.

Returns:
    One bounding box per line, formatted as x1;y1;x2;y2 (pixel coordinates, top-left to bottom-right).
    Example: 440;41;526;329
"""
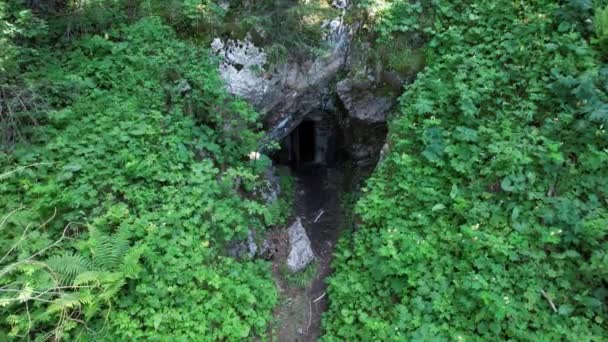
282;262;318;288
349;0;431;80
266;166;296;226
593;4;608;55
257;0;338;62
138;0;338;62
1;17;281;340
141;0;226;38
0;211;144;340
0;1;48;148
324;0;608;340
0;2;19;74
24;0;139;41
386;44;425;76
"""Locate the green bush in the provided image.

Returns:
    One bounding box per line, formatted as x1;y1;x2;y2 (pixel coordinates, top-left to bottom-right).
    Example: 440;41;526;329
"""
594;4;608;56
0;211;144;340
1;17;280;340
323;1;608;340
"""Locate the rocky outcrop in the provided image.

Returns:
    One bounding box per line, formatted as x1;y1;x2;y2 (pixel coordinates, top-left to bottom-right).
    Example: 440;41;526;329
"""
211;35;270;105
336;79;395;123
211;0;407;153
227;230;258;259
211;1;352;143
287;218;315;272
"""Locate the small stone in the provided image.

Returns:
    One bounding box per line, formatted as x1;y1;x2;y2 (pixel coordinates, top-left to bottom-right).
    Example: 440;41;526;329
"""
378;142;390;163
176;79;192;95
259;239;271;258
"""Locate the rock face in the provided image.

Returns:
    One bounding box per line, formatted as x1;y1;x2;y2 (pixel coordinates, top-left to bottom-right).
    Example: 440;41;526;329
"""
261;164;281;204
211;35;270;104
287;218;315;272
211;29;349;113
210;0;405;152
211;2;352;143
336;79;395;123
228;230;258;259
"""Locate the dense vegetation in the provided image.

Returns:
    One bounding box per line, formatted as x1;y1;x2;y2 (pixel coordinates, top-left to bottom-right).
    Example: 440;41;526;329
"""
0;2;285;340
4;0;608;340
324;0;608;340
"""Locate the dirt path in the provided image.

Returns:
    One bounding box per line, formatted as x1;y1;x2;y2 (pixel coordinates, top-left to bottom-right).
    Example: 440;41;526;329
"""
270;165;344;341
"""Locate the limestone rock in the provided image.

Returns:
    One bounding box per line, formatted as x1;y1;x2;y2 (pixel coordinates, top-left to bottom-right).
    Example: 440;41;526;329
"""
336;79;395;123
287;218;315;272
246;230;257;257
211;13;353;143
211;35;270;105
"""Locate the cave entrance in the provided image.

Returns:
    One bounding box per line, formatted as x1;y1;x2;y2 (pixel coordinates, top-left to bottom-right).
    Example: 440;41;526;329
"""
268;108;389;340
298;120;316;164
274;113;337;169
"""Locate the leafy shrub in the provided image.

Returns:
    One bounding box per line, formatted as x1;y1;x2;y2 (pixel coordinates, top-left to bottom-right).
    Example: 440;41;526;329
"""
1;17;280;340
24;0;138;41
386;44;425;76
0;208;144;340
139;0;338;63
323;1;608;340
0;2;48;149
594;4;608;56
141;0;226;38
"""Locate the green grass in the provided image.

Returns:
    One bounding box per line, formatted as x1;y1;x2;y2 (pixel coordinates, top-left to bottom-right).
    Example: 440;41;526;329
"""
282;262;318;288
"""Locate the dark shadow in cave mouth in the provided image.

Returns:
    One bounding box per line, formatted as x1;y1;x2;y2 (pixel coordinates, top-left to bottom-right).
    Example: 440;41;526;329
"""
271;111;347;170
297;120;316;165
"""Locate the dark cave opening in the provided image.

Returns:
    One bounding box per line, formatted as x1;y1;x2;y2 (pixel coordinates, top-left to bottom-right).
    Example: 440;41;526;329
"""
298;120;316;164
270;106;389;175
272;112;342;170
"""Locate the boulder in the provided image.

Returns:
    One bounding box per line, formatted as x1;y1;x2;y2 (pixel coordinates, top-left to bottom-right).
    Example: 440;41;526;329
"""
336;79;395;123
287;218;315;272
332;0;349;10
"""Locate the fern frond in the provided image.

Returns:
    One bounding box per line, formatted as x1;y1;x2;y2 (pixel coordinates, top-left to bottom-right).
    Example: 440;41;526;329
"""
119;245;144;279
595;5;608;38
113;226;131;261
88;226;119;271
73;271;104;286
84;300;102;321
77;291;94;305
46;252;92;286
99;279;125;301
46;293;83;315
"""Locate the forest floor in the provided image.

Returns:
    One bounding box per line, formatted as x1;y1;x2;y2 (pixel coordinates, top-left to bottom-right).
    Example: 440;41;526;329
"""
269;165;344;341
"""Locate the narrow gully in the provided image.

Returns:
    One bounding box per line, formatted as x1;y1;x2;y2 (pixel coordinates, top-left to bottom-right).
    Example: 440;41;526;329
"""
268;107;386;341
